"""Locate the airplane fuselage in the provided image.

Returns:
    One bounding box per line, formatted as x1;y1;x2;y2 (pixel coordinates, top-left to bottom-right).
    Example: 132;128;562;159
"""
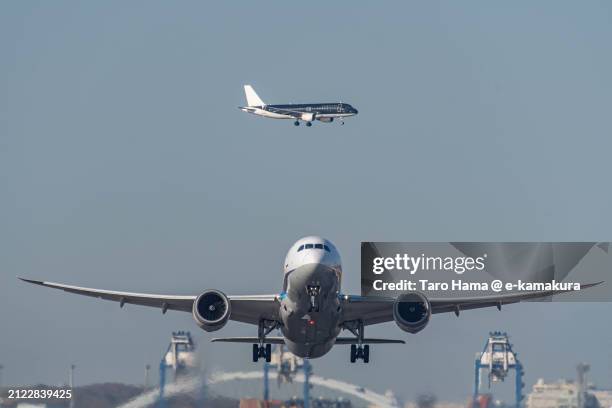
239;85;358;125
279;236;343;358
241;103;358;121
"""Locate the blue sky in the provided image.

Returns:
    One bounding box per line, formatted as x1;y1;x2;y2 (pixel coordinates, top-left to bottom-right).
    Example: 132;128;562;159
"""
1;1;611;401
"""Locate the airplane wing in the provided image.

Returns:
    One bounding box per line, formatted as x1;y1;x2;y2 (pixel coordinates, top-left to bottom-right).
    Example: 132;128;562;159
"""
18;278;279;324
264;106;305;118
341;281;603;326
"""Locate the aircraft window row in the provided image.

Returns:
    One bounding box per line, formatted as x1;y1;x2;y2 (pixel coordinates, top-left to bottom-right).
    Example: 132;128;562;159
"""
297;244;331;252
296;105;340;112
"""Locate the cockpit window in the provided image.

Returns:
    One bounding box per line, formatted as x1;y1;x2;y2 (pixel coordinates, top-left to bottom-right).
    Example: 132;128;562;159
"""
299;243;331;252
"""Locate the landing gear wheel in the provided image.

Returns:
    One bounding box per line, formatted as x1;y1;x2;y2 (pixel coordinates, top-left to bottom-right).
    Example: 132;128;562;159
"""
294;121;300;126
252;344;272;362
350;345;370;363
252;344;259;362
265;344;272;362
306;122;312;127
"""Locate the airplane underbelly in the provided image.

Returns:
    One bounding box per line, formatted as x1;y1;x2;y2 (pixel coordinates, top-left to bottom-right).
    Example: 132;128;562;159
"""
282;308;339;358
284;336;335;359
280;263;341;358
261;111;292;119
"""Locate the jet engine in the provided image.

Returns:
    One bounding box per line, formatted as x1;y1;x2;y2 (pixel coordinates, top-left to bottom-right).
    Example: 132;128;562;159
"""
317;117;333;123
192;290;231;332
393;292;431;334
301;112;316;122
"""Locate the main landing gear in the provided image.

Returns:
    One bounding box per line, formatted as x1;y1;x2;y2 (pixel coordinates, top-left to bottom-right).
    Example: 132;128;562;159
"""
350;344;370;363
253;343;272;363
252;319;277;362
294;120;313;127
346;320;370;363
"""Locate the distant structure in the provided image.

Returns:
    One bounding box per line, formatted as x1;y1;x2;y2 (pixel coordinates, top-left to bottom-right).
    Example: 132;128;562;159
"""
263;345;313;408
473;332;525;408
577;363;590;408
158;331;198;408
209;370;398;407
69;364;76;408
162;331;197;380
144;364;151;389
269;345;303;387
526;364;612;408
239;397;352;408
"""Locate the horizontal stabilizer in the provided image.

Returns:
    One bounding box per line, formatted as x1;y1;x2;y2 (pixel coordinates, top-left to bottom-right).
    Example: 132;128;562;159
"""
212;337;285;344
335;338;405;345
211;337;406;345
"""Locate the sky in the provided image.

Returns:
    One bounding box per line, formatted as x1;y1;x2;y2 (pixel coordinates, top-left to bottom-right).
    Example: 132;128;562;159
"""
1;0;612;402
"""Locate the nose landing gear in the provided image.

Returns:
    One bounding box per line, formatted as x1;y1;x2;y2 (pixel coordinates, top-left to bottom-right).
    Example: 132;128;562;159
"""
294;121;300;126
307;285;321;312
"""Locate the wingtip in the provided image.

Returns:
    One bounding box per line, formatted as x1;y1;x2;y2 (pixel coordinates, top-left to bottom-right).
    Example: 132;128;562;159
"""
18;277;44;285
583;281;605;288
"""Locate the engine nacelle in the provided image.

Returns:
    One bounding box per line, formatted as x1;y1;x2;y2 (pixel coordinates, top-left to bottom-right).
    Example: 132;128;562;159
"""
301;112;316;122
317;117;333;123
192;290;231;332
393;292;431;334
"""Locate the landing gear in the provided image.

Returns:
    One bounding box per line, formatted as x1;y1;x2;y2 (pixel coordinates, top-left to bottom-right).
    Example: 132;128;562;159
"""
350;344;370;363
306;122;312;127
252;319;277;362
294;121;300;126
253;343;272;362
346;320;370;363
307;285;320;312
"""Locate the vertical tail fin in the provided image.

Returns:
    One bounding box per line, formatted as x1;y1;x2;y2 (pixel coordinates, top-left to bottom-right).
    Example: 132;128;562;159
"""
244;85;265;107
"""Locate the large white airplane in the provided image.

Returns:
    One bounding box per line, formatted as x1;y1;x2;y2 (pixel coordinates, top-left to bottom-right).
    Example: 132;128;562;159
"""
239;85;358;126
20;236;600;364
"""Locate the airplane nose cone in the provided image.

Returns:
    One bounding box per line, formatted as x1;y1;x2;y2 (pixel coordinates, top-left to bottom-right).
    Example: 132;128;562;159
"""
301;249;326;265
286;262;338;298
